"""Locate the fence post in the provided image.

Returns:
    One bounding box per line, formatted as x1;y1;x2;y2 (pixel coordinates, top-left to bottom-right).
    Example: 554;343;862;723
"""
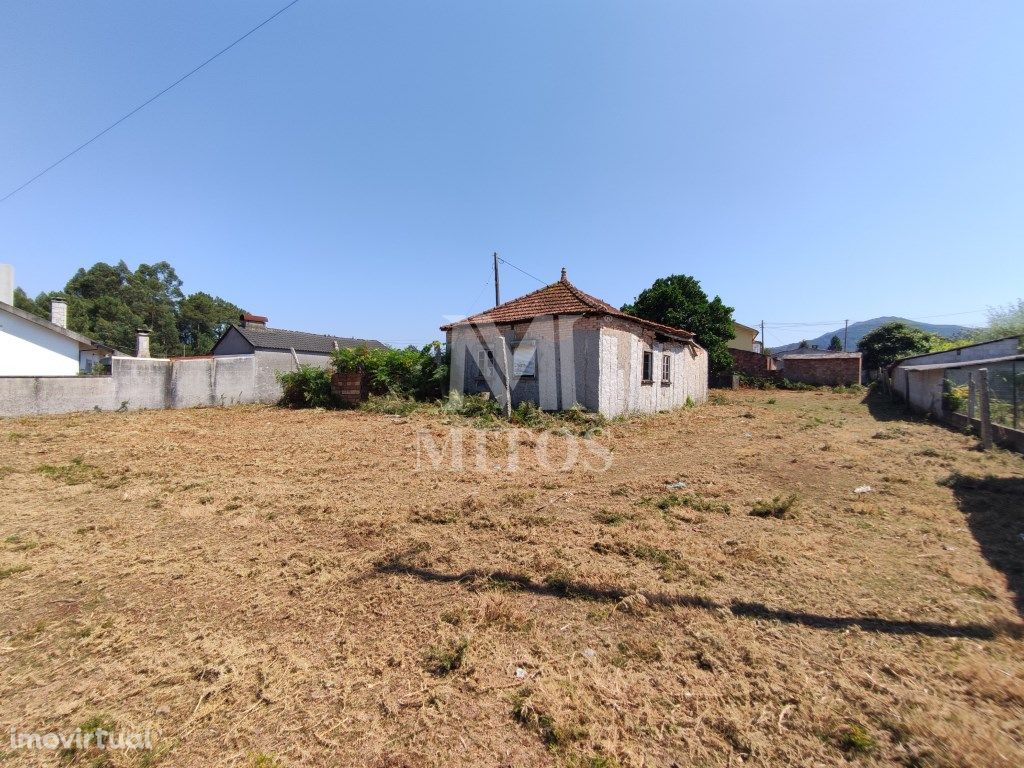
979;368;993;450
967;372;975;420
497;336;512;418
1013;361;1019;430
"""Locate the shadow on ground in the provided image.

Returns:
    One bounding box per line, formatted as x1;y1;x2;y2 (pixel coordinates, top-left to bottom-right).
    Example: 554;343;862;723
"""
374;555;997;640
861;386;917;423
945;473;1024;618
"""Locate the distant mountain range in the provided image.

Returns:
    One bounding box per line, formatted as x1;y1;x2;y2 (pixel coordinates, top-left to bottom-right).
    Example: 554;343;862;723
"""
769;317;975;354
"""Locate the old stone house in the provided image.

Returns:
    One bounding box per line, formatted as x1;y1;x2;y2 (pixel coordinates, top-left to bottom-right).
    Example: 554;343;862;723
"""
442;269;708;417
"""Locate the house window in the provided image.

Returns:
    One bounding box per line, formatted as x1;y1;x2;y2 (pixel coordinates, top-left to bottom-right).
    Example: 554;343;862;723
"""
661;354;671;384
642;350;653;383
512;340;536;378
477;350;494;379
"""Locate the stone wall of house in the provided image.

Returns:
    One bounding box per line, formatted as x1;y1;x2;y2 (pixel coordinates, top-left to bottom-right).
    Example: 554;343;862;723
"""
446;313;708;416
448;315;602;412
782;356;862;386
597;317;707;417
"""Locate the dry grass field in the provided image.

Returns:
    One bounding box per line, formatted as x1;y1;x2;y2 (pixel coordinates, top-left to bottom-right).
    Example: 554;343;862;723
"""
1;389;1022;767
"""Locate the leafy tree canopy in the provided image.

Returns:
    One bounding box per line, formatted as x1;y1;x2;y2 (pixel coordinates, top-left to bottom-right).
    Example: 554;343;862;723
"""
621;274;735;374
857;321;939;371
828;335;843;351
16;261;241;357
972;299;1024;344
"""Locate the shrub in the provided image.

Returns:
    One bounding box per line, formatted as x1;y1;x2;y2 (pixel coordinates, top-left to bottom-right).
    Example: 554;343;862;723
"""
942;380;968;413
834;723;876;756
443;393;502;419
425;636;468;675
276;365;333;409
331;343;449;400
511;400;545;427
750;494;798;518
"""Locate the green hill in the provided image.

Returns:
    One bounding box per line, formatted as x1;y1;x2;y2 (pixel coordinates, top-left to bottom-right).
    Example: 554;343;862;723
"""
772;317;974;353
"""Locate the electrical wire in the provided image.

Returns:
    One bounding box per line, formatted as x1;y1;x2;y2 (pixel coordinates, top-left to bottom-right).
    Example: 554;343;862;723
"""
496;256;547;286
0;0;302;204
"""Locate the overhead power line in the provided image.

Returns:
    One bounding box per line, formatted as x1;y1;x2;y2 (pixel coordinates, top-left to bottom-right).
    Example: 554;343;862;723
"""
496;256;547;287
0;0;302;204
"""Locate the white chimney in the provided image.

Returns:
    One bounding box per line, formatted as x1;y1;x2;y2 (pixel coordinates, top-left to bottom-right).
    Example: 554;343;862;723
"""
0;263;12;306
50;298;67;328
136;328;151;358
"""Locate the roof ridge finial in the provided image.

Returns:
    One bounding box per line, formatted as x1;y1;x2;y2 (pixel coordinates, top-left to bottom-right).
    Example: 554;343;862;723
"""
560;266;568;283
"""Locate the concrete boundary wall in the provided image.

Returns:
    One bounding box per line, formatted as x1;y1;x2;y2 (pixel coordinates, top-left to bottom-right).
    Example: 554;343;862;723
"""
0;355;260;418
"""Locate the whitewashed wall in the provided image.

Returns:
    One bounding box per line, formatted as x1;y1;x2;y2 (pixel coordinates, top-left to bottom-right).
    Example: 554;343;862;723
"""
0;310;81;376
598;322;708;417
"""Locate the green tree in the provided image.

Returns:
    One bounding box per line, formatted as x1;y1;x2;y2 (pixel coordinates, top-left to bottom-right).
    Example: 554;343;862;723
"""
828;335;843;351
798;339;810;349
972;299;1024;343
857;322;937;371
178;292;243;355
621;274;735;374
12;287;47;318
19;260;242;357
55;261;183;356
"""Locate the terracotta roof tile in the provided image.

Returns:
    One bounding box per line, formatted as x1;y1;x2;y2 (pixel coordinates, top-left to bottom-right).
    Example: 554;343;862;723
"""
440;272;695;341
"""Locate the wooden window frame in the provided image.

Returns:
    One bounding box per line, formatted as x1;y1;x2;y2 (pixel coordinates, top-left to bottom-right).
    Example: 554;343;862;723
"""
661;353;671;386
641;350;654;385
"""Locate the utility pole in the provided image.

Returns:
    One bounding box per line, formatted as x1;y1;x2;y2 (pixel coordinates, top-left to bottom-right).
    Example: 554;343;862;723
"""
843;319;849;352
493;252;501;307
760;320;765;354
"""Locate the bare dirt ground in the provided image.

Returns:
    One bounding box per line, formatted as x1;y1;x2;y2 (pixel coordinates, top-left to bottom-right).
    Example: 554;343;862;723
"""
1;389;1022;767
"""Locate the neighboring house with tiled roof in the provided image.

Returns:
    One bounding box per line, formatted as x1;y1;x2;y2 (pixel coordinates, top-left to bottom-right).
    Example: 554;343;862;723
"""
442;269;707;417
0;264;119;375
211;313;386;401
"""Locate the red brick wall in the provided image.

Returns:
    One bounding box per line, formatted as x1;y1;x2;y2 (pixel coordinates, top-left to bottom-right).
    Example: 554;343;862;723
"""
730;348;777;378
782;356;862;386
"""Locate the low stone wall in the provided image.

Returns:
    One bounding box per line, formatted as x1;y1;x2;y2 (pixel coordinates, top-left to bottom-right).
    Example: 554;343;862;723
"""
0;355;260;418
946;412;1024;454
783;356;862;386
729;348;777;379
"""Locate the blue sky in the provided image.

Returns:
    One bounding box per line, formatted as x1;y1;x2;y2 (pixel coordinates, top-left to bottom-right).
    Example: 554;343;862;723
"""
1;1;1021;348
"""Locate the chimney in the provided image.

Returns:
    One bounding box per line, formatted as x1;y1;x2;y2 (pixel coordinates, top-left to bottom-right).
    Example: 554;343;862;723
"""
0;263;12;306
136;328;151;358
560;267;568;283
239;312;268;329
50;298;67;328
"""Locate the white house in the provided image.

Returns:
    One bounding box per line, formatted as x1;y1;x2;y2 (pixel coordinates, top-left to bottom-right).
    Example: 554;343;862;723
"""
442;269;708;417
0;264;118;376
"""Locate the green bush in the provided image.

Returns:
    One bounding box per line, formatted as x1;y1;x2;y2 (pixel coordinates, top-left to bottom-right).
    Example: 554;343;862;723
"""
942;379;968;413
331;343;449;400
276;365;333;409
510;400;545;427
443;393;502;418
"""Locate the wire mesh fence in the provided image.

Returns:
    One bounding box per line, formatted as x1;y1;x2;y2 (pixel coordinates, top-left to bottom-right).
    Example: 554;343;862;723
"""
944;361;1023;430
